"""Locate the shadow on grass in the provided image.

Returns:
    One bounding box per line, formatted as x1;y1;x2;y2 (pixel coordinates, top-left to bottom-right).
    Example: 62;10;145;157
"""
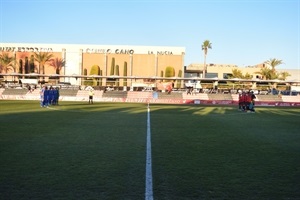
1;101;300;199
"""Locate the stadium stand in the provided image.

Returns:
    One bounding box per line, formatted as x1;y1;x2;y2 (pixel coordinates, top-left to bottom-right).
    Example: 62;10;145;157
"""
59;89;79;97
0;88;4;96
182;93;209;100
1;88;300;105
281;95;300;102
255;94;283;102
2;88;29;96
157;92;182;99
127;92;152;99
207;93;233;101
26;89;40;100
102;91;128;98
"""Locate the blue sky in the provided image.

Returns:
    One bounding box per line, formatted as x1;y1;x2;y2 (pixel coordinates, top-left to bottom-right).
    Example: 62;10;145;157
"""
0;0;299;69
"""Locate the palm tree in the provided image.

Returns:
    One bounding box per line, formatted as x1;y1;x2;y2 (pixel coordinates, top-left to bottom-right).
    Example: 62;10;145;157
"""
201;40;212;78
49;57;65;74
34;52;54;74
256;67;273;80
0;53;16;73
230;68;244;79
17;52;29;75
265;58;283;72
0;53;16;82
278;71;291;81
256;58;284;80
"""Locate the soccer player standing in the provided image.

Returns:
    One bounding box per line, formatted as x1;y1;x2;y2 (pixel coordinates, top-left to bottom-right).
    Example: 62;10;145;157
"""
40;85;45;107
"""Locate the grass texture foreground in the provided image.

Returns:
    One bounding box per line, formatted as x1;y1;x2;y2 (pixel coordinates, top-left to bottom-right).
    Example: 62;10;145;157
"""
0;100;299;199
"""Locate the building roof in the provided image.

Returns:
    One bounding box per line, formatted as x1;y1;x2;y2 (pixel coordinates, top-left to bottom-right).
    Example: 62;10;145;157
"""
0;42;186;55
186;63;239;71
277;69;300;82
186;63;300;82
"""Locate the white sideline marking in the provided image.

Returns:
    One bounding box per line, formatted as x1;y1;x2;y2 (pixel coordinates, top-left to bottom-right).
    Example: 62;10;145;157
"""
145;103;153;200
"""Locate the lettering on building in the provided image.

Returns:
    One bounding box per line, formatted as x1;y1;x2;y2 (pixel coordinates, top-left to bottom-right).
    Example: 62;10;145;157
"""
85;48;134;54
0;47;53;52
115;49;134;54
157;51;173;55
148;51;174;55
86;48;107;54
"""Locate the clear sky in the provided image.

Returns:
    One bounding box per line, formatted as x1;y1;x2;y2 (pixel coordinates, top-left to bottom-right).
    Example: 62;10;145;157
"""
0;0;299;70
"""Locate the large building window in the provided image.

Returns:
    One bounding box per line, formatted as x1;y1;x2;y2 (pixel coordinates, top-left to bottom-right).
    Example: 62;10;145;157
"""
184;72;200;78
223;73;232;79
206;73;218;78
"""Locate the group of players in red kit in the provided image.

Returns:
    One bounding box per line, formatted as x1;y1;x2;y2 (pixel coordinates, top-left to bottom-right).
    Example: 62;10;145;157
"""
238;91;256;112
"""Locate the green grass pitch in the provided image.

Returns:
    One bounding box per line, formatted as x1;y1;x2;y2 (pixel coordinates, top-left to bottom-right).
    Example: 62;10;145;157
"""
0;100;299;199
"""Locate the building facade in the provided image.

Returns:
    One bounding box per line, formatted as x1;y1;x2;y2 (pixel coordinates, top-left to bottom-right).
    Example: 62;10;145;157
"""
1;43;299;90
0;43;185;86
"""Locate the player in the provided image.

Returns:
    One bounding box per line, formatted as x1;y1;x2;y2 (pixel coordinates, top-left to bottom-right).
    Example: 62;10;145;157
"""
89;89;94;104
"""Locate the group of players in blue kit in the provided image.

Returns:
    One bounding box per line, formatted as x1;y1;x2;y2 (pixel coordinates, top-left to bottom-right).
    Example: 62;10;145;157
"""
40;85;60;107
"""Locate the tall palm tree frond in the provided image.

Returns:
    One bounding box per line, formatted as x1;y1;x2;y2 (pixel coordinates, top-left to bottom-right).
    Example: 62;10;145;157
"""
256;67;278;80
34;52;54;74
201;40;212;78
49;58;65;74
278;71;291;81
201;40;212;55
264;58;284;71
0;53;16;73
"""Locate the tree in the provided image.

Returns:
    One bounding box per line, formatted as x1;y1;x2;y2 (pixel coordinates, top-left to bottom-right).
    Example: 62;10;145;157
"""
176;70;182;88
278;71;291;81
201;40;212;78
256;58;286;80
49;58;65;74
34;52;54;74
115;65;119;86
29;55;35;73
256;67;276;80
230;69;244;79
123;61;127;86
17;52;28;75
265;58;283;72
244;72;253;79
110;57;115;75
99;69;103;86
165;66;175;77
229;69;253;79
19;59;23;74
24;57;29;74
90;65;100;86
84;65;100;86
0;53;15;73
